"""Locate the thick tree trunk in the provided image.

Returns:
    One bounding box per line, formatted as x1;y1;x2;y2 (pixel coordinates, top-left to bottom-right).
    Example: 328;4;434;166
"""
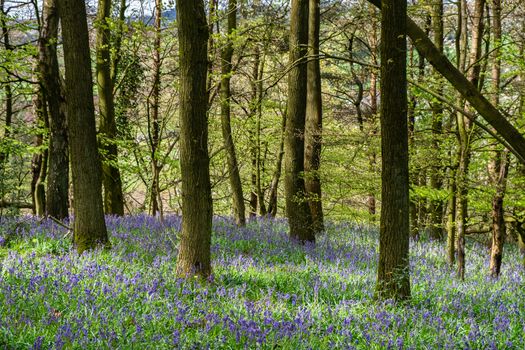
39;0;69;220
285;0;315;243
175;0;213;278
58;0;109;253
304;0;324;234
366;0;525;164
97;0;125;216
375;0;410;300
220;0;246;226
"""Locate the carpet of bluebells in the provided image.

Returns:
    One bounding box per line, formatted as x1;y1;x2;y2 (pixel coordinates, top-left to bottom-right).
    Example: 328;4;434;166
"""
0;215;524;349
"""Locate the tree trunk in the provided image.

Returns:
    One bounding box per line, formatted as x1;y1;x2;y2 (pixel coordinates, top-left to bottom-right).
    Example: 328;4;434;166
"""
220;0;246;226
446;161;457;266
39;0;69;220
175;0;213;278
0;0;12;170
148;0;162;217
58;0;109;253
457;0;485;280
408;43;426;239
255;50;267;217
97;0;125;216
375;0;410;300
267;115;286;217
428;0;444;241
31;89;49;216
488;0;508;278
304;0;324;234
285;0;315;243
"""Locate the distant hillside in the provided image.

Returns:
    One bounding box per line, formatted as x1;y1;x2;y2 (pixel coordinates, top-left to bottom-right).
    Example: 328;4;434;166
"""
137;8;176;24
163;9;176;21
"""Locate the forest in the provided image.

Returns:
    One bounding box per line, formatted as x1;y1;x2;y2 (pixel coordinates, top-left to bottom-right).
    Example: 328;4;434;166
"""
0;0;524;348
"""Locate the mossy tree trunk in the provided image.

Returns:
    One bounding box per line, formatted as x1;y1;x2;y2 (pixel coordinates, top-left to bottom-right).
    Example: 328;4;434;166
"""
39;0;69;220
375;0;411;300
175;0;213;278
304;0;324;234
285;0;315;243
96;0;125;216
456;0;485;280
58;0;109;253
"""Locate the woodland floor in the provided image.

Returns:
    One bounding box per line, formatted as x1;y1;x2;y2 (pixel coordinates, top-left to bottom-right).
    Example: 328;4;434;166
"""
0;215;524;349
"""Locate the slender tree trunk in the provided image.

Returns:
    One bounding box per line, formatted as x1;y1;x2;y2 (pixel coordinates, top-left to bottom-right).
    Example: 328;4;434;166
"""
248;47;260;218
39;0;69;220
0;0;12;170
304;0;324;234
456;0;485;280
175;0;212;278
488;0;508;278
97;0;125;215
408;43;426;239
31;89;49;216
148;0;162;216
446;160;457;266
285;0;315;243
58;0;109;253
267;115;286;217
375;0;410;300
220;0;246;226
428;0;444;240
255;50;267;217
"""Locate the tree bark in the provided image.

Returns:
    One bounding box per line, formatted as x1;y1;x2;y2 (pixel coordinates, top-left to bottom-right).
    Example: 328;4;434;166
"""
267;115;286;217
175;0;213;278
58;0;109;253
304;0;324;234
428;0;444;241
375;0;410;300
255;49;267;217
285;0;315;243
220;0;246;226
457;0;485;280
488;0;508;278
39;0;69;220
31;88;49;216
0;0;12;169
97;0;125;216
148;0;162;217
